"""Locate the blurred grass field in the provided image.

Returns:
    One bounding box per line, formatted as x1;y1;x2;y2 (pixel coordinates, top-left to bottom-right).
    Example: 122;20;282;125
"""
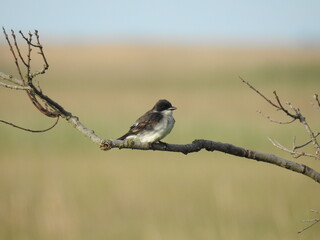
0;43;320;240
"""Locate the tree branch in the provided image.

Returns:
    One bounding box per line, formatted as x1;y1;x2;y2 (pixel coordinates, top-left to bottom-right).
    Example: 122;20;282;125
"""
298;209;320;234
0;81;31;90
241;77;320;160
257;110;296;124
314;94;320;109
293;134;320;151
98;139;320;183
3;28;25;81
0;71;25;85
0;117;59;133
52;111;320;183
1;29;320;185
286;101;320;156
268;137;320;160
240;77;280;109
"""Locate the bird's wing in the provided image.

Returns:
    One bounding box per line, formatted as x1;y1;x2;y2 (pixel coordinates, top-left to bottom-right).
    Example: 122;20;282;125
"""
118;111;163;140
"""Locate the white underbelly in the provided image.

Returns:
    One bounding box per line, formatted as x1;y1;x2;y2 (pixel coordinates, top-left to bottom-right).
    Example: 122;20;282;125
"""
128;115;175;143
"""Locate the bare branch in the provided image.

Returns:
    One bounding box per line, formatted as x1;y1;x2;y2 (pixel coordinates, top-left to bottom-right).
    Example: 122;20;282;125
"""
11;30;28;67
2;28;24;81
18;30;49;78
19;30;38;48
293;133;320;151
0;117;59;133
33;29;49;75
268;137;320;160
242;78;320;159
26;31;32;82
273;91;298;119
4;28;61;118
298;209;320;234
0;81;31;90
314;94;320;108
241;77;300;121
1;30;320;185
1;28;61;128
298;220;319;234
240;77;280;109
0;71;25;86
97;138;320;183
286;101;320;155
257;110;296;124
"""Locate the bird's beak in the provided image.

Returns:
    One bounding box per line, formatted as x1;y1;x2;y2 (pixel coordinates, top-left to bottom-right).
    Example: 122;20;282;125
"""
169;106;177;110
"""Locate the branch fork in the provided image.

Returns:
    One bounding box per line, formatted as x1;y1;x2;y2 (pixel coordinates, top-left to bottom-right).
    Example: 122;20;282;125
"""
241;77;320;160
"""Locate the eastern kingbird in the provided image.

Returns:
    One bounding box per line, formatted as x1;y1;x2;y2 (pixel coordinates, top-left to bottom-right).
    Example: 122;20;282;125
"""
118;99;177;143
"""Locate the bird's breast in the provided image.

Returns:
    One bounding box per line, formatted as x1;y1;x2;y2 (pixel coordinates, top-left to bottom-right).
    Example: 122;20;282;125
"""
137;115;175;143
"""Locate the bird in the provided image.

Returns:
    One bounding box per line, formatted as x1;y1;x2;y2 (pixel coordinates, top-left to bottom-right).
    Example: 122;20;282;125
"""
118;99;177;143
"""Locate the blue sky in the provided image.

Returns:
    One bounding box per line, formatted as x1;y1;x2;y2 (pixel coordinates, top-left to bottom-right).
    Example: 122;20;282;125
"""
2;0;320;44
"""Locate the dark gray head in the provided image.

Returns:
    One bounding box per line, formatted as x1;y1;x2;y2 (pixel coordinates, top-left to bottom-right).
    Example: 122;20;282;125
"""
153;99;177;112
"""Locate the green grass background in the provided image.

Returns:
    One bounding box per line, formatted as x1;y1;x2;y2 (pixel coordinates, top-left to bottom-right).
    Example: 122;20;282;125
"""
0;44;320;240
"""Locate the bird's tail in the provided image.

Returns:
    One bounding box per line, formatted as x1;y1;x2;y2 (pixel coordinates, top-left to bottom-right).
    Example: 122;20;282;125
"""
117;133;130;140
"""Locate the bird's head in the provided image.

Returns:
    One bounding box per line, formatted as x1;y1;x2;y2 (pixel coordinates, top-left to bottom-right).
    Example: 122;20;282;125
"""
153;99;177;112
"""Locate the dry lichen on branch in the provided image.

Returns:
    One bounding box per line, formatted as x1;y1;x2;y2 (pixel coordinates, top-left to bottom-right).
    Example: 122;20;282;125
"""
1;28;320;185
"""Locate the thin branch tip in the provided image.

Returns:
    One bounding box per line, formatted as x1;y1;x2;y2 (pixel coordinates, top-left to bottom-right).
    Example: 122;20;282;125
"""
0;117;59;133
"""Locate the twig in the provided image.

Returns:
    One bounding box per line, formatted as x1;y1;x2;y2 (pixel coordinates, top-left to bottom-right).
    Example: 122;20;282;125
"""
286;101;320;154
240;77;280;109
268;137;320;160
2;28;24;81
314;94;320;108
10;28;60;117
0;81;31;90
257;110;296;124
0;72;25;86
26;31;32;82
34;30;49;74
273;92;298;119
19;30;38;48
0;117;59;133
1;28;60;124
298;220;319;234
11;30;28;67
293;133;320;151
298;209;320;234
242;78;320;159
18;30;49;78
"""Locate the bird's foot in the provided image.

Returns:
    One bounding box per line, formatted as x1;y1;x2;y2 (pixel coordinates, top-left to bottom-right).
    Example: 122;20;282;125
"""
125;138;136;148
158;140;167;145
152;141;168;149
